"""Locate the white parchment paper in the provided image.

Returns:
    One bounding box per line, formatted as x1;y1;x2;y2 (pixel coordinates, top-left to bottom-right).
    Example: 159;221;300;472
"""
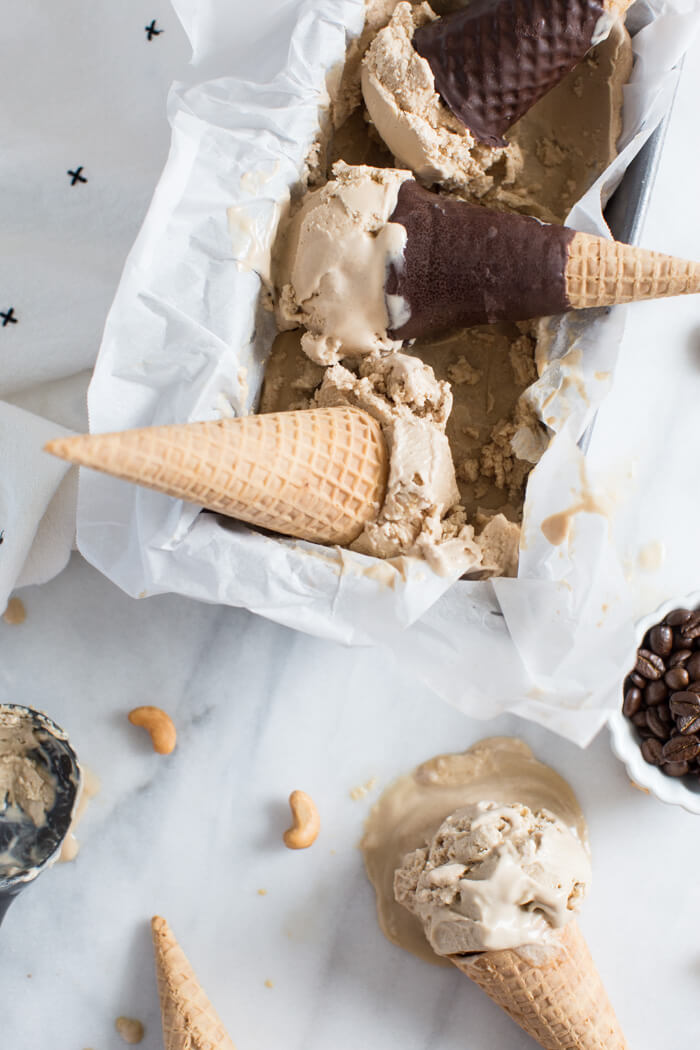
79;0;700;740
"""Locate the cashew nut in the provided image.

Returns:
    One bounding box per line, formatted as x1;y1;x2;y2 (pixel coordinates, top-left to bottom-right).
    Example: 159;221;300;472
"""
283;789;320;849
128;706;176;755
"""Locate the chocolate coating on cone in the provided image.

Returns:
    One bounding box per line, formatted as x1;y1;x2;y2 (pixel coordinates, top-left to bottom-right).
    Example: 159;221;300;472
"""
413;0;606;147
386;180;574;339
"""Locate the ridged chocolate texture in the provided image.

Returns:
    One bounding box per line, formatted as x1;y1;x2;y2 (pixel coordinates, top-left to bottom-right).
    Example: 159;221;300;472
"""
386;180;575;340
413;0;606;147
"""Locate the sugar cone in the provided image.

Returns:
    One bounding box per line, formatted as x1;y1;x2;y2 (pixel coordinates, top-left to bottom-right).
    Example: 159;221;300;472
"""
450;921;628;1050
565;231;700;309
151;916;236;1050
412;0;633;146
44;407;388;546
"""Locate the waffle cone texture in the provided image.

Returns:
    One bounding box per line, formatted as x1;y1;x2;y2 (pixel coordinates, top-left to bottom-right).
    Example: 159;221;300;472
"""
45;407;389;546
566;232;700;309
450;921;628;1050
151;916;236;1050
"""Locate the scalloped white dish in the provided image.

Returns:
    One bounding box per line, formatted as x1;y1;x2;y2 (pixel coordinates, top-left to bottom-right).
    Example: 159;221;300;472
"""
608;590;700;815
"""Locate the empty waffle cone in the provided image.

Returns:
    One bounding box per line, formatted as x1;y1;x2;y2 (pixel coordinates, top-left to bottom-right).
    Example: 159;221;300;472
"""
450;921;628;1050
151;916;236;1050
44;407;389;546
565;232;700;309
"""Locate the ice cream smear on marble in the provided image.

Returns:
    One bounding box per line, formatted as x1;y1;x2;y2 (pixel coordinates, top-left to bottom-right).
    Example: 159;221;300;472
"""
362;738;590;961
0;705;81;883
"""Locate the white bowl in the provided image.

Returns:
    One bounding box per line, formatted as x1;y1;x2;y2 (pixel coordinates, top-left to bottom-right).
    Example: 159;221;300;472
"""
608;591;700;815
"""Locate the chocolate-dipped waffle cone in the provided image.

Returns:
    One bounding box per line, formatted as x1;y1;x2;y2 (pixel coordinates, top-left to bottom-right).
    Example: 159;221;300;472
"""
386;180;700;340
44;407;389;546
412;0;633;146
151;916;236;1050
450;921;628;1050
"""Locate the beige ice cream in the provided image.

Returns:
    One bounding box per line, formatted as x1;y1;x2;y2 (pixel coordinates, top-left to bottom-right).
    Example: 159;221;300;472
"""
361;2;523;196
274;162;411;364
395;799;590;955
362;737;589;965
311;352;518;574
0;716;56;830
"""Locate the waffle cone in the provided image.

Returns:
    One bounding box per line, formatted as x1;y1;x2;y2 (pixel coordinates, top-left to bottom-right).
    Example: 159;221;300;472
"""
450;921;628;1050
151;916;236;1050
566;232;700;310
44;407;388;546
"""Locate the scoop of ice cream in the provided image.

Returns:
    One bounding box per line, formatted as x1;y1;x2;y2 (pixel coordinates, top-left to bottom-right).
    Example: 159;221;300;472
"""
274;162;411;364
314;353;483;573
394;800;591;954
361;2;522;195
315;351;452;430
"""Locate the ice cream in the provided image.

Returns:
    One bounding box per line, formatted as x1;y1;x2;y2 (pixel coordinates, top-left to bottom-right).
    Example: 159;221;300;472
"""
410;0;623;145
361;2;523;196
274;163;412;364
394;799;590;955
361;1;631;203
277;164;700;354
363;738;627;1050
362;737;588;964
314;353;491;571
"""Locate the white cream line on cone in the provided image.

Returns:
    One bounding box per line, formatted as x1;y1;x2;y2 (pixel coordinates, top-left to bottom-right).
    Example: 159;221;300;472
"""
44;407;389;547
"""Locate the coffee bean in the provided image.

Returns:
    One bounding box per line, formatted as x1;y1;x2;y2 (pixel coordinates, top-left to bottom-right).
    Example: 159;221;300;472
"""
632;710;649;728
677;711;700;735
687;681;700;695
681;612;700;641
669;692;700;719
657;703;672;724
669;649;692;667
646;707;671;740
635;649;666;680
662;734;700;763
622;688;643;717
663;761;690;777
687;653;700;680
648;624;673;657
628;671;647;689
665;666;689;690
644;680;668;705
665;608;692;627
641;738;664;765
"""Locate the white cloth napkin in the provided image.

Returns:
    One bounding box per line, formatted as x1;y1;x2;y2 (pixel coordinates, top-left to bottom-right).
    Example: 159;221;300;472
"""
0;0;190;609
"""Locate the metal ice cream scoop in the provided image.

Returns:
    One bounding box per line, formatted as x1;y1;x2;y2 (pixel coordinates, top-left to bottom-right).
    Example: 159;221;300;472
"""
0;703;81;926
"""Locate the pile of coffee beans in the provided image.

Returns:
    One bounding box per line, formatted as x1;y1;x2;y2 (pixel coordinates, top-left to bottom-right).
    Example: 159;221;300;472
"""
623;607;700;779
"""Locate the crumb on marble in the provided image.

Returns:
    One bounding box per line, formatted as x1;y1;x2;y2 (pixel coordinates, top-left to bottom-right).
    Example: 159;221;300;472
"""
3;596;26;625
349;776;377;801
115;1016;145;1044
264;979;274;989
258;888;267;896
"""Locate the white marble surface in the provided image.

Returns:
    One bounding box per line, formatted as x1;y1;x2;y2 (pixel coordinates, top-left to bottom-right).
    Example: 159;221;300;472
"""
1;553;699;1050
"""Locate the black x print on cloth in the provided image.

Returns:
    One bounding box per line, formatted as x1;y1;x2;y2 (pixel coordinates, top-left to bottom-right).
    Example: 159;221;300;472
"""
145;19;163;40
1;308;17;327
67;166;87;186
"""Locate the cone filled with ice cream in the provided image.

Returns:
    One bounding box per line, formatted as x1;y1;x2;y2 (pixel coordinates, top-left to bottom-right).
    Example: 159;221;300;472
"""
151;915;236;1050
45;407;389;547
0;704;81;926
362;738;628;1050
275;164;700;363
